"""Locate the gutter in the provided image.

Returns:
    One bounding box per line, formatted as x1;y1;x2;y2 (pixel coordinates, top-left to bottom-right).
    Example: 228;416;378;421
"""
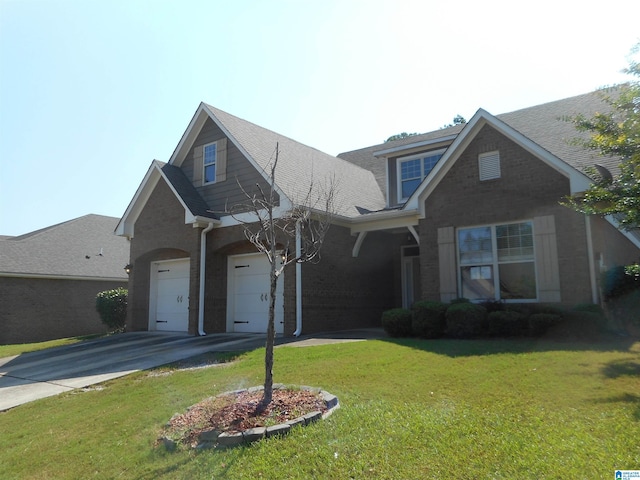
198;222;215;336
293;219;303;337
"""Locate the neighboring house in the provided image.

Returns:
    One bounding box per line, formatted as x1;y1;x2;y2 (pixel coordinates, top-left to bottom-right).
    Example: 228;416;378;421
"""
116;90;640;337
0;215;129;344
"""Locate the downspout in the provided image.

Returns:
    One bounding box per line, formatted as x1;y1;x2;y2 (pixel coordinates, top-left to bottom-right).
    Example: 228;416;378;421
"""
293;219;303;337
198;222;215;336
584;215;599;304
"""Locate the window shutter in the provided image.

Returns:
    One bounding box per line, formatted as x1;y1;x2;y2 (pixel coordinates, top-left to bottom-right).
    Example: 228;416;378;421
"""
438;226;457;302
533;215;561;302
216;138;227;183
479;151;501;181
193;147;203;187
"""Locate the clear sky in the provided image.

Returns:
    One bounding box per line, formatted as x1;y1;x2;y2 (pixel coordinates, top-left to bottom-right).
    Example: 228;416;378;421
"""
1;0;638;236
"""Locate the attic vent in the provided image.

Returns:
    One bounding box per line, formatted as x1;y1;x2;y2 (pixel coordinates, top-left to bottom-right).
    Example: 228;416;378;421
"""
478;151;501;181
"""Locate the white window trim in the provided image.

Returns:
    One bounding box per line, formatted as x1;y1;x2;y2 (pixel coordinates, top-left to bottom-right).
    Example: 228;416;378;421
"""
203;141;217;185
456;220;538;303
396;148;445;204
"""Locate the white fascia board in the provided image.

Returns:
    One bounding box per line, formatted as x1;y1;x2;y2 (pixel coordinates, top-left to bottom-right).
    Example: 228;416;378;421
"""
373;134;458;157
348;209;420;234
115;161;162;238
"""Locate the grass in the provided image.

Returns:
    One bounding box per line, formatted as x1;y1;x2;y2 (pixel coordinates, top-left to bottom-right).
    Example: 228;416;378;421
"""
0;334;104;358
1;337;639;479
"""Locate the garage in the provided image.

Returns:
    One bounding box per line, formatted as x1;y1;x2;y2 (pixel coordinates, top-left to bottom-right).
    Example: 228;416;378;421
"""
227;253;284;334
149;258;190;332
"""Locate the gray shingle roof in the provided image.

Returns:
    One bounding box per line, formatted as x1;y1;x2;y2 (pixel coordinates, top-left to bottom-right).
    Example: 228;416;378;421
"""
204;104;386;217
338;89;621;184
0;215;129;279
159;162;218;220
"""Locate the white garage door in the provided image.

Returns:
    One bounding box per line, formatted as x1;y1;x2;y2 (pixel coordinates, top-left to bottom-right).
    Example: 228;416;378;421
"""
150;259;190;332
228;253;284;334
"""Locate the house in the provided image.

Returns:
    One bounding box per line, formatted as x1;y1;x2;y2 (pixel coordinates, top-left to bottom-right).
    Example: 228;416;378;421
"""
0;215;130;344
116;90;640;336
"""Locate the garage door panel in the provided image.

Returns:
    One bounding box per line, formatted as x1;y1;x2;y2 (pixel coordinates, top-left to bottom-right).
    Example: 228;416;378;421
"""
152;259;190;332
229;254;283;334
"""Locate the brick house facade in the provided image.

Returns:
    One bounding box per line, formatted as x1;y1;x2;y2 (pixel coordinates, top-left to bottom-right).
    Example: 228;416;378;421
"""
117;91;640;336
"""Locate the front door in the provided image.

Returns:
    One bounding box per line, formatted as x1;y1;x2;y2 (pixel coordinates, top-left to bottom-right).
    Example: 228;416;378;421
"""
228;253;284;334
150;258;190;332
401;246;421;308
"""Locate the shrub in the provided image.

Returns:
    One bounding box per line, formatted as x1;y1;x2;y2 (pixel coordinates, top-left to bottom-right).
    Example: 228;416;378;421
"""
445;303;487;338
381;308;412;338
546;310;607;339
572;303;604;315
508;303;565;317
488;310;528;337
95;288;128;333
449;297;471;305
479;299;505;314
528;313;562;336
601;265;640;300
411;301;447;338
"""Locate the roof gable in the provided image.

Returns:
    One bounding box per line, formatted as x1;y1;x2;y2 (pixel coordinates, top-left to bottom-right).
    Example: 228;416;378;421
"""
115;161;219;238
170;103;386;218
405;108;592;213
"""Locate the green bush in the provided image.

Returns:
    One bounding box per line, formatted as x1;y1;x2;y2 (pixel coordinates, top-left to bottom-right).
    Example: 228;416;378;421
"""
508;303;565;317
546;310;607;339
411;301;447;338
528;313;562;336
488;310;528;337
95;288;128;333
572;303;604;315
445;303;487;338
381;308;412;338
601;265;640;299
479;299;506;314
449;297;471;305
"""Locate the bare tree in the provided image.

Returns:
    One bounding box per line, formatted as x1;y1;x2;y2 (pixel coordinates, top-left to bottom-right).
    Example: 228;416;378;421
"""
229;143;336;407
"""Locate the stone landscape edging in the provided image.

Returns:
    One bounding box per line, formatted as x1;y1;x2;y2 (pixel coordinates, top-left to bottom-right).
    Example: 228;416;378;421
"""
190;384;339;450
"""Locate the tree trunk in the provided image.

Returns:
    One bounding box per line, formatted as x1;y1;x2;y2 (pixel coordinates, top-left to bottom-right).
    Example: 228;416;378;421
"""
262;253;278;407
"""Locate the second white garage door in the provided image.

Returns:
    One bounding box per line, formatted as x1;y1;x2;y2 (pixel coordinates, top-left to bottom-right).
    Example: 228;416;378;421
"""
228;253;284;334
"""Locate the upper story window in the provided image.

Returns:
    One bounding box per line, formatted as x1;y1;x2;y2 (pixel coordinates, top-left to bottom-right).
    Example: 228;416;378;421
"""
203;142;217;184
397;149;445;202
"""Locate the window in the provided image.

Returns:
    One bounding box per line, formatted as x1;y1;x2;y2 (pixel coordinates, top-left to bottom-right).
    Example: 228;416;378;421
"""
478;151;500;181
458;221;536;301
203;143;217;184
397;149;444;201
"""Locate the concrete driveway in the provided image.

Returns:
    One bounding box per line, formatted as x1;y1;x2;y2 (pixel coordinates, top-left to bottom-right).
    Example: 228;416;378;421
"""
0;329;383;411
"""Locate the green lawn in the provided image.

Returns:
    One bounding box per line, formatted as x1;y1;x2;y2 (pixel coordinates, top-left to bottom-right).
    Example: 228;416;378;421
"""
1;337;638;479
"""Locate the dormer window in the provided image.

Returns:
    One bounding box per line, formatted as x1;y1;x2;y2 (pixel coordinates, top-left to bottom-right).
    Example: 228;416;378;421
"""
397;149;444;202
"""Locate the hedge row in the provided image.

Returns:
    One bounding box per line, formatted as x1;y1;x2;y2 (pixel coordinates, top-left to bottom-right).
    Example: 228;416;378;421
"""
381;299;607;339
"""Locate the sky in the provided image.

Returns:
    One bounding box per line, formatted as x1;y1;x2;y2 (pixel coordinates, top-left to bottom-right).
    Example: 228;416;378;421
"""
1;0;639;236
